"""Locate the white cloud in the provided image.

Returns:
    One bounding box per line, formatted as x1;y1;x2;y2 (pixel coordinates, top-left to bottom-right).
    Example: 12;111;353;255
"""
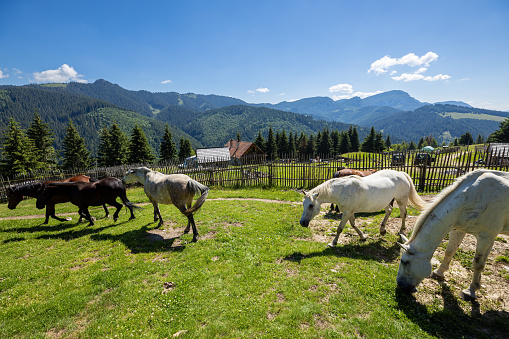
256;87;270;93
424;74;451;81
392;73;451;82
368;52;439;75
329;83;353;94
0;70;9;79
161;79;172;84
247;90;255;94
33;64;87;83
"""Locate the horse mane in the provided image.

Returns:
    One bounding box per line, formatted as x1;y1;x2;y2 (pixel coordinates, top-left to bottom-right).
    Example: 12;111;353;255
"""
409;169;486;241
311;176;362;197
310;180;332;197
10;181;43;193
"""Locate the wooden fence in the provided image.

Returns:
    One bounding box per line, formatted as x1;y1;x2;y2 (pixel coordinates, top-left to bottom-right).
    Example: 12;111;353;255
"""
2;147;508;202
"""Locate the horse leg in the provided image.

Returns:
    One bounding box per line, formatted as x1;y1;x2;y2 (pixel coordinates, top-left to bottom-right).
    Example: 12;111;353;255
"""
47;203;72;223
460;234;496;301
396;201;407;235
329;211;351;247
111;201;123;222
152;202;163;227
379;200;394;236
348;214;367;241
81;207;94;226
102;204;110;218
431;229;466;281
187;214;199;242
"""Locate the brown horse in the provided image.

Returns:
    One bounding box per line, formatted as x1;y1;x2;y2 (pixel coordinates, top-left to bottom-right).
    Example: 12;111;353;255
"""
329;168;378;213
35;177;139;226
6;175;109;224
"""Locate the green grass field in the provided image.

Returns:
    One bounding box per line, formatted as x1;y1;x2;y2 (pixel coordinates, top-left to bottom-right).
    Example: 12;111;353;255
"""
1;187;508;338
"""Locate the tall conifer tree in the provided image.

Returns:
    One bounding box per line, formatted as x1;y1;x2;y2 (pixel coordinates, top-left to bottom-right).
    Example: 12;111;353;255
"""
128;124;155;164
62;120;91;169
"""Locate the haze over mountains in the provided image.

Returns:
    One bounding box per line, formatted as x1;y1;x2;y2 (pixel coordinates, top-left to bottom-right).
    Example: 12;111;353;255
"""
1;79;507;155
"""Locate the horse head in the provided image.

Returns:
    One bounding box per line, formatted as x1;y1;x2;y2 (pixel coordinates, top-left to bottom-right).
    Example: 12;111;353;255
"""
6;186;22;209
396;235;431;293
122;167;150;185
299;191;321;227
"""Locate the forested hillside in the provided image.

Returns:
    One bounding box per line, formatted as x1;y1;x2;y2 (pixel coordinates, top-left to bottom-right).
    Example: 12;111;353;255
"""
372;104;503;144
40;79;246;117
155;105;370;147
0;86;202;154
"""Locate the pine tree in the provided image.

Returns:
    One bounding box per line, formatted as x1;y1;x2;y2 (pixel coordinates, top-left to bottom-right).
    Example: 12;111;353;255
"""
0;118;38;176
349;126;360;152
385;136;392;150
62;120;91;170
297;132;308;159
178;138;193;159
317;128;332;155
331;130;340;155
254;131;265;152
279;130;289;157
26;112;56;169
108;123;128;165
476;134;484;144
488;119;509;142
339;132;351;154
265;126;277;161
128;124;155;164
417;137;425;149
159;124;177;162
97;126;112;167
305;134;316;156
374;132;385;153
409;140;417;150
287;132;296;157
361;127;376;152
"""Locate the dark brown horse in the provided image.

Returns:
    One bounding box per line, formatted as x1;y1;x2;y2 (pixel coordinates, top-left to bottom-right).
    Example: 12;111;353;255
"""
6;175;109;224
36;177;139;226
329;168;378;213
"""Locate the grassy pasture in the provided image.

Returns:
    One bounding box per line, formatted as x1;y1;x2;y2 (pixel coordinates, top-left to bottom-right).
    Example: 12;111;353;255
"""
1;187;508;338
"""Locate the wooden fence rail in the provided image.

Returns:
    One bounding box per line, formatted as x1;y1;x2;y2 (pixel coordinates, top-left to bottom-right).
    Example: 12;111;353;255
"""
1;148;508;202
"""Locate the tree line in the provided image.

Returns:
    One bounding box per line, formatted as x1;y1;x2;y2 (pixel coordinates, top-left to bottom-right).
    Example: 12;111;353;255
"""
3;111;508;177
0;113;194;177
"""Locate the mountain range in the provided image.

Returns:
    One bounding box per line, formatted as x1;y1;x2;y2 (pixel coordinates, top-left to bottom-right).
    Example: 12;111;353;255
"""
1;80;507;156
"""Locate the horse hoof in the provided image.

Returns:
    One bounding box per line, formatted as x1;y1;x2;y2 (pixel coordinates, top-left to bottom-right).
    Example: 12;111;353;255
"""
327;242;336;248
460;290;477;301
430;271;445;281
360;237;367;242
380;230;387;236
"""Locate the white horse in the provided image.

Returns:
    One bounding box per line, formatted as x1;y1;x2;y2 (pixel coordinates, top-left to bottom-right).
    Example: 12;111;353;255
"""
300;169;426;247
122;167;209;242
396;169;509;300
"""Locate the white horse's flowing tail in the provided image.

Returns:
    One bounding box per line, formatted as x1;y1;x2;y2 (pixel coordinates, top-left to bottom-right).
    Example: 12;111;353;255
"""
402;172;427;210
184;179;209;215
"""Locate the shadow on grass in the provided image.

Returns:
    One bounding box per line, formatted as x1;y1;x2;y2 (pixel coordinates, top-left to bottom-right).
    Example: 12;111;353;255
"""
1;221;77;234
284;238;401;264
395;284;509;338
90;224;187;254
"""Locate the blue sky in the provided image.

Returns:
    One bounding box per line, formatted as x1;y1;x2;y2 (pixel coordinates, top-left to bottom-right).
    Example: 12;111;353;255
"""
1;0;508;110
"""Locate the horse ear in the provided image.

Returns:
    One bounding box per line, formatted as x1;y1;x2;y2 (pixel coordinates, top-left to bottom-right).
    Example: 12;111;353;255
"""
302;190;308;195
312;192;319;199
397;242;415;255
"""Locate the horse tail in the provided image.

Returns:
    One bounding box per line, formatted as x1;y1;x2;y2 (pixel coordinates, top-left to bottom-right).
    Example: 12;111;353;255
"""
118;182;143;210
184;179;209;215
401;172;427;210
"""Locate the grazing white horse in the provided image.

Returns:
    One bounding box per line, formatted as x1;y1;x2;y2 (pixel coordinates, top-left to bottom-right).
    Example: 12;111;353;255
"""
300;169;426;247
396;169;509;300
122;167;209;242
